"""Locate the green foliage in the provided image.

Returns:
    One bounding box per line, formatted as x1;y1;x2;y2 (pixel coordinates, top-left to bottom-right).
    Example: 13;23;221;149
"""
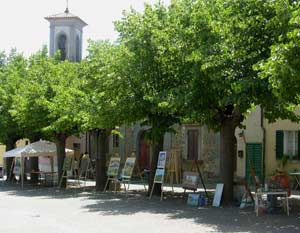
0;49;27;144
10;48;84;139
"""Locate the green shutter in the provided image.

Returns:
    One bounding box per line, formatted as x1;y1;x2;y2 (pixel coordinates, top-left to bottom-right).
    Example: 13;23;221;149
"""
276;130;284;160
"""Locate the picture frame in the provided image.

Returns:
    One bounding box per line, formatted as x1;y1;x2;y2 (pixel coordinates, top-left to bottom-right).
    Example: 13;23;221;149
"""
187;193;200;206
154;169;165;183
107;157;121;177
182;172;199;191
122;157;136;178
157;151;167;168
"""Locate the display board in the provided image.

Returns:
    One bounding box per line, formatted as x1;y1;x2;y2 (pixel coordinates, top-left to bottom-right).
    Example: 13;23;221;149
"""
182;172;199;191
212;183;224;207
157;151;167;168
122;157;136;178
154;169;165;183
107;157;121;177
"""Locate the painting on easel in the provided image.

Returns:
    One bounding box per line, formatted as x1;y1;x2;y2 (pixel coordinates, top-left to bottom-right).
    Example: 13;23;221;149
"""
157;151;167;168
154;169;165;183
182;172;199;191
107;157;120;177
122;157;136;178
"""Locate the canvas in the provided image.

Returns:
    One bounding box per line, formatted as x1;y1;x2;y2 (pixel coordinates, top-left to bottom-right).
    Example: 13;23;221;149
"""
157;151;167;168
107;157;121;177
122;157;136;178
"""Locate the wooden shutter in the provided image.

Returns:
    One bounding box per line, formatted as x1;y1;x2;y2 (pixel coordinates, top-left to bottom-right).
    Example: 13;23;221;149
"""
276;130;284;160
187;130;198;160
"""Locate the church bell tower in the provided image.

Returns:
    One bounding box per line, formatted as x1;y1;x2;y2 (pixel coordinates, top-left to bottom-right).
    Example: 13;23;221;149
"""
45;6;87;62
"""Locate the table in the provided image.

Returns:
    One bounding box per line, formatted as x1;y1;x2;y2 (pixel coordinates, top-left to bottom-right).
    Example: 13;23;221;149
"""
255;191;289;216
289;172;300;190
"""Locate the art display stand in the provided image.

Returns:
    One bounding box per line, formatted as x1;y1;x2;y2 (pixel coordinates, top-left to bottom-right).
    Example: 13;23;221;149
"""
165;149;181;192
104;157;121;192
149;151;167;201
190;159;208;198
58;155;73;188
77;154;93;187
120;157;145;196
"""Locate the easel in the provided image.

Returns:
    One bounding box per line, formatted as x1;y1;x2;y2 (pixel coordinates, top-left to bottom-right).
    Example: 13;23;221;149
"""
149;151;167;201
190;159;208;198
149;168;165;201
240;160;259;205
58;155;73;188
77;154;92;187
104;157;121;192
165;149;181;191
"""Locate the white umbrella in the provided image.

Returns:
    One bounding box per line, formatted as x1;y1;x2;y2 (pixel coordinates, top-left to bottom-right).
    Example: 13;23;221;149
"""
3;140;74;188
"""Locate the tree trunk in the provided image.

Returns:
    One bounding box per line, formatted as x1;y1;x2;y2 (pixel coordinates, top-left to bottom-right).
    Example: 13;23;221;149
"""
56;133;67;188
95;129;108;191
5;138;16;182
147;134;164;196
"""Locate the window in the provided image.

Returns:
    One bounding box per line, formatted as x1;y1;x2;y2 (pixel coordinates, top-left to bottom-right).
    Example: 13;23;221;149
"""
276;130;300;160
57;34;67;60
113;134;119;148
187;129;199;160
75;36;80;62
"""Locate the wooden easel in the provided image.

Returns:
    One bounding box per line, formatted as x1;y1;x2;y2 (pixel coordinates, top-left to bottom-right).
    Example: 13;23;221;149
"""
104;157;121;192
58;155;73;188
240;160;259;205
165;149;181;190
191;159;208;198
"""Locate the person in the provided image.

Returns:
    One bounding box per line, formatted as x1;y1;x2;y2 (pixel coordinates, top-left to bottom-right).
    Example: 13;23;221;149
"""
267;168;291;211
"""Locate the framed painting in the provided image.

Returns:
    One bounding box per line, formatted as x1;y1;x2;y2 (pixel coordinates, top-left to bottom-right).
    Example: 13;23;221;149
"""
182;172;199;191
154;169;165;183
122;157;136;178
157;151;167;168
107;157;121;177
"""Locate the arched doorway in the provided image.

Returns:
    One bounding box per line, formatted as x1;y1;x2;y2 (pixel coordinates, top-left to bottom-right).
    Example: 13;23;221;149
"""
138;131;150;170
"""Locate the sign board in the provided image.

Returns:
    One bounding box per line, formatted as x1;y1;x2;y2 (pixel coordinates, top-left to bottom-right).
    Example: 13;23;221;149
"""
122;157;136;178
157;151;167;168
212;183;224;207
154;169;165;183
182;172;199;191
107;157;121;177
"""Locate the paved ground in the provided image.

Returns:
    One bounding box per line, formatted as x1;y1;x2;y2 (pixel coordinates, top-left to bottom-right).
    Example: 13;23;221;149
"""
0;181;300;233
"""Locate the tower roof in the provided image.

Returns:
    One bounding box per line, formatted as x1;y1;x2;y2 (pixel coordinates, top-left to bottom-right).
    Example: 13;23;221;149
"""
45;8;87;27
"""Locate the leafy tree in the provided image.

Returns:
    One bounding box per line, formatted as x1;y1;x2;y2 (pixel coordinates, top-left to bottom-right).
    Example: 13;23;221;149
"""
0;50;27;179
11;48;84;186
115;2;191;194
183;0;298;204
78;40;125;190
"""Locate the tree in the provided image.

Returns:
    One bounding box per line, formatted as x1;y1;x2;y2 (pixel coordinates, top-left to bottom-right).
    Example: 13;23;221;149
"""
115;1;192;195
78;40;125;191
0;50;27;179
11;48;84;187
182;0;298;204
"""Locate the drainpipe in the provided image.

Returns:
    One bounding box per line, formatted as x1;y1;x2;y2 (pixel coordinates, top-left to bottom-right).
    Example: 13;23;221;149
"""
261;107;266;185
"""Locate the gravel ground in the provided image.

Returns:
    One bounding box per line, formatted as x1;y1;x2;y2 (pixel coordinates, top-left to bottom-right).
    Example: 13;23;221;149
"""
0;181;300;233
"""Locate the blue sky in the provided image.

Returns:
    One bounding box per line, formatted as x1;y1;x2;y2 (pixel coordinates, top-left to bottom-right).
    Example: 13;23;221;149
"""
0;0;170;57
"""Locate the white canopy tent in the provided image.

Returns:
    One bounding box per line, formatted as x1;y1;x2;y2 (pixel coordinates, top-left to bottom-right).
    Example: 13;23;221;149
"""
3;140;74;188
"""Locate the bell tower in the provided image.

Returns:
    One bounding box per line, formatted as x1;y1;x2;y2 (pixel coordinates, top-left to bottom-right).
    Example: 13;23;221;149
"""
45;6;87;62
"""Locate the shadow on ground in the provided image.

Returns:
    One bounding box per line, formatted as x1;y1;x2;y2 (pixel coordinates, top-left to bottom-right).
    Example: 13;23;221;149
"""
1;181;300;233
